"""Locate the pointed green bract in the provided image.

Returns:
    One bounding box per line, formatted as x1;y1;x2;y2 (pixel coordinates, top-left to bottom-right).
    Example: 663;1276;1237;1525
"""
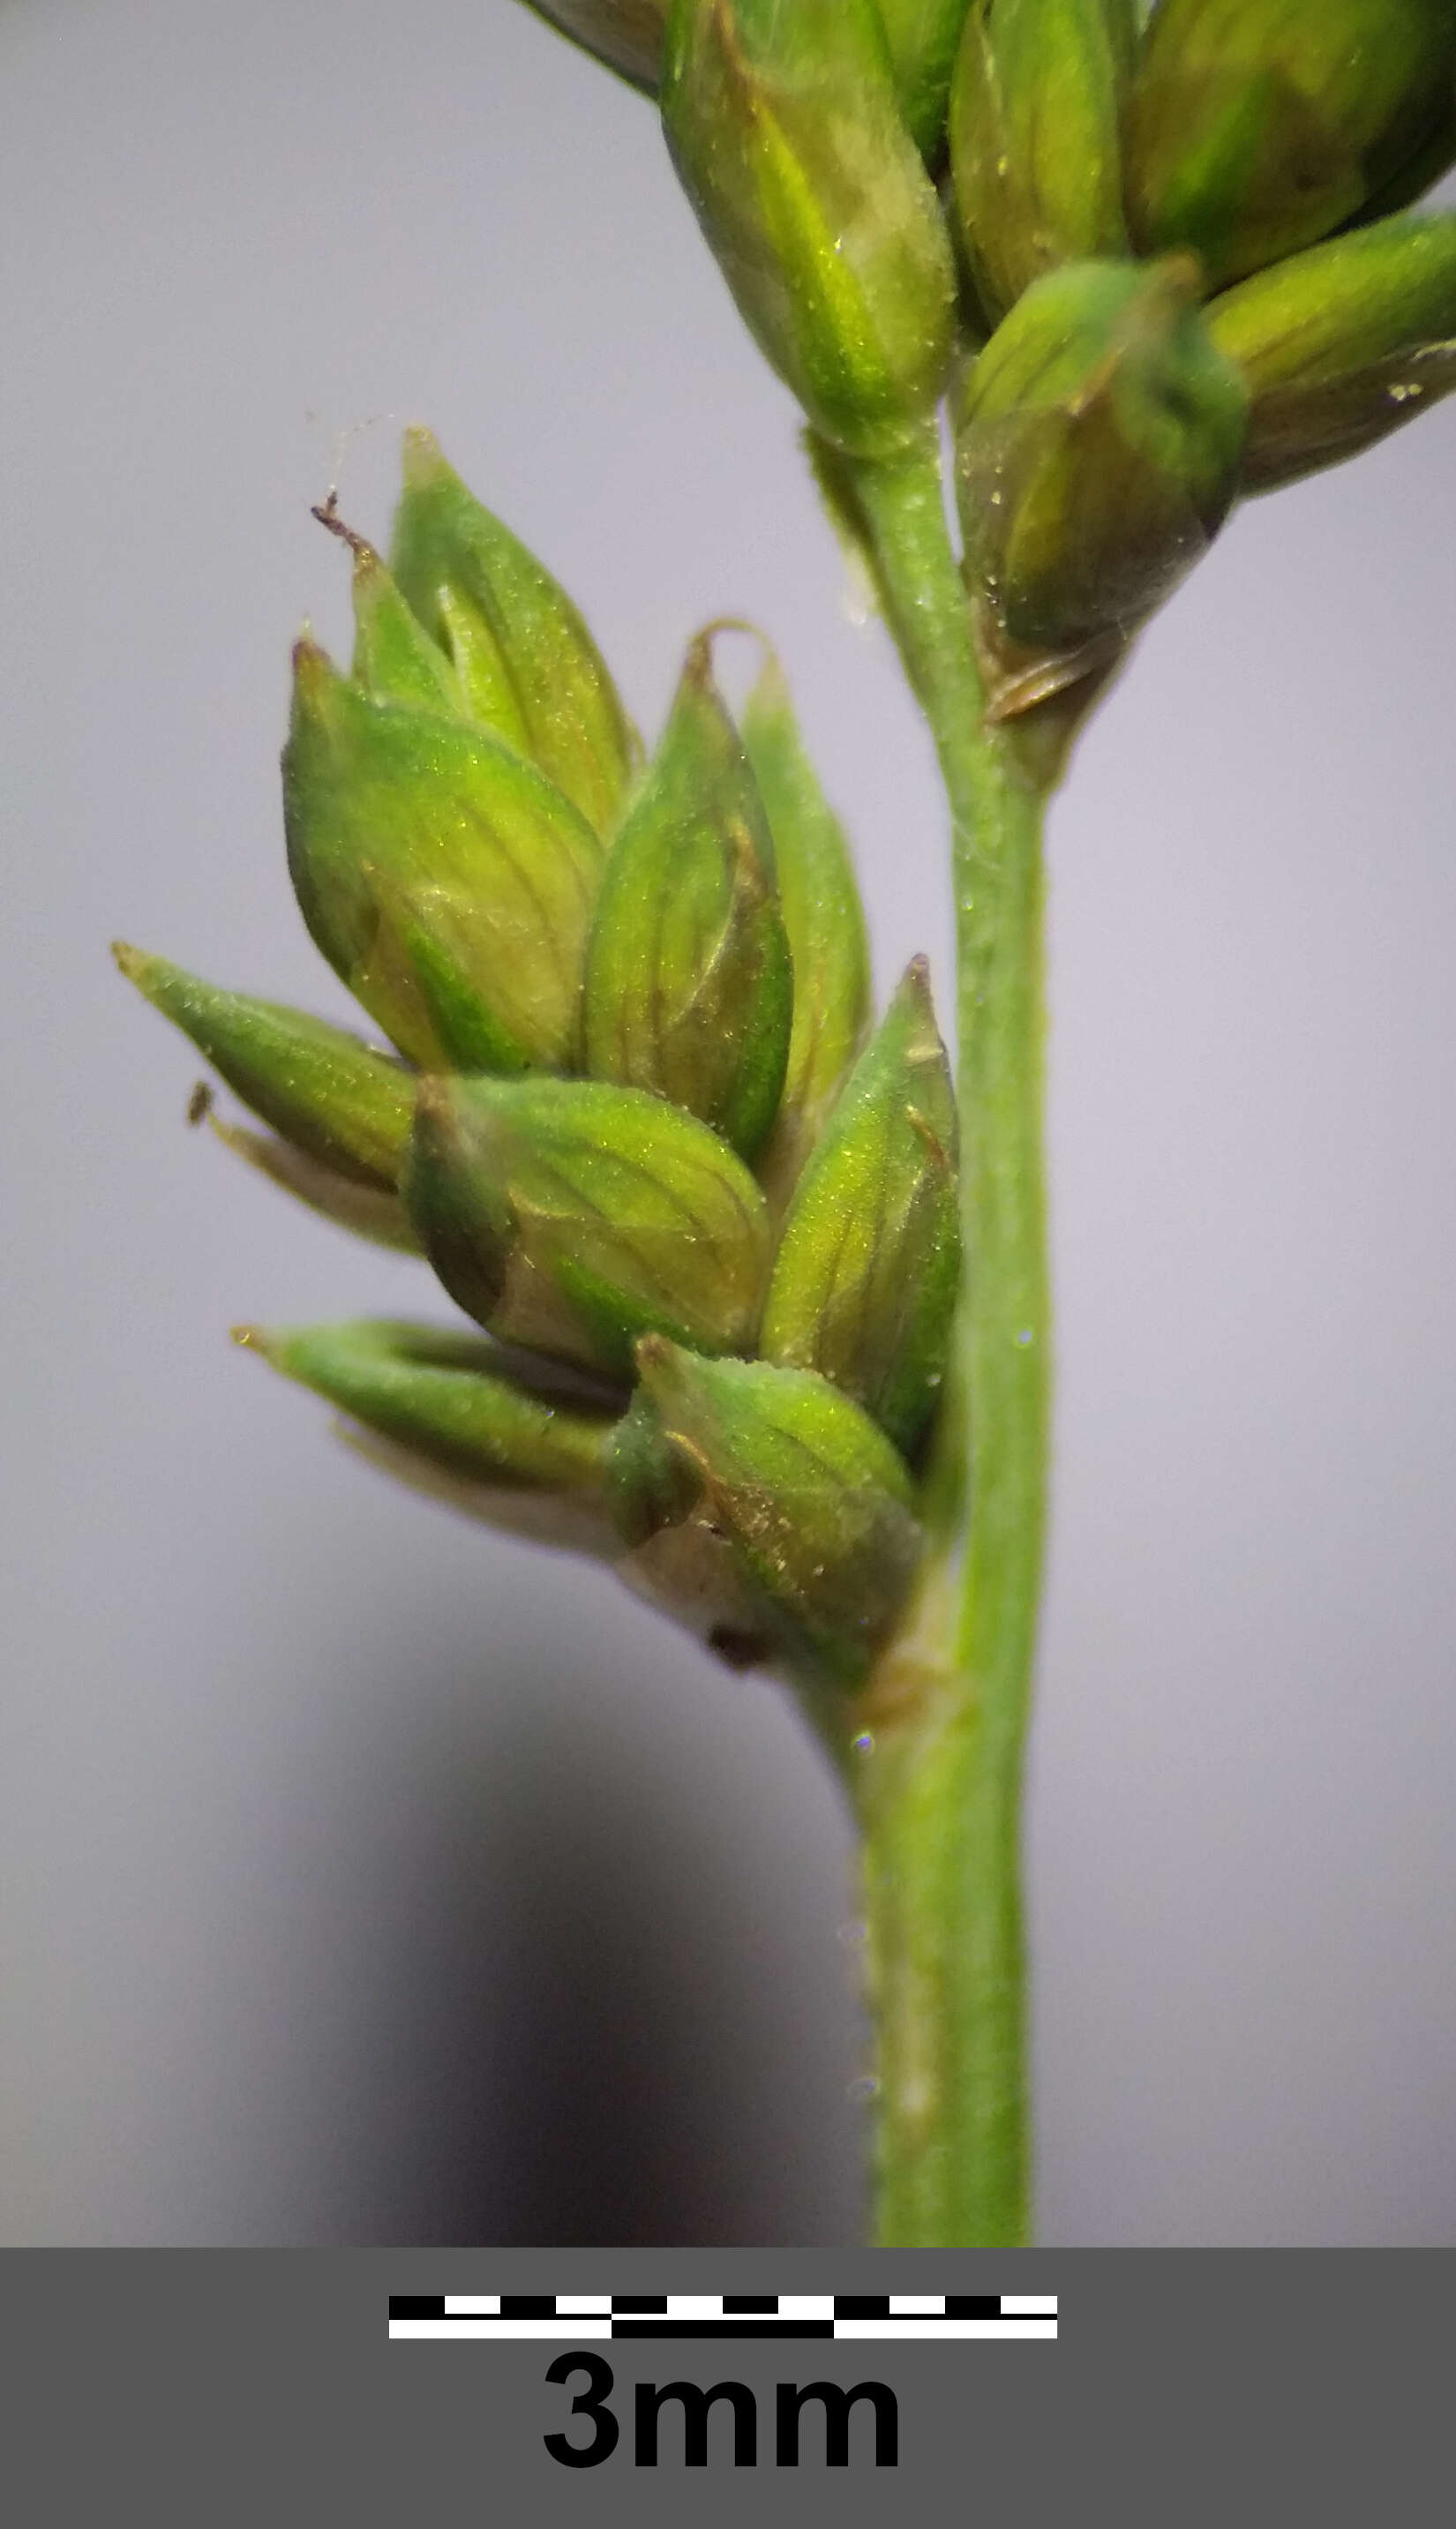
875;0;974;160
956;258;1250;656
236;1317;616;1493
112;944;416;1189
949;0;1132;322
1206;211;1456;492
1126;0;1456;293
282;639;604;1074
762;958;958;1454
388;428;637;836
403;1074;771;1378
582;634;793;1161
627;1340;923;1692
662;0;958;458
522;0;668;90
345;535;469;717
429;585;529;747
739;652;872;1207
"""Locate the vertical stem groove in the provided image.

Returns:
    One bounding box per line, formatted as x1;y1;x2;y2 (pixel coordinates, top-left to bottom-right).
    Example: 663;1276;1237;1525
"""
843;441;1051;2246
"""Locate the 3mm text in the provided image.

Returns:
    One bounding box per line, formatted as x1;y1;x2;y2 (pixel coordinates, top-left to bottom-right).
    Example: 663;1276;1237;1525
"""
543;2352;898;2468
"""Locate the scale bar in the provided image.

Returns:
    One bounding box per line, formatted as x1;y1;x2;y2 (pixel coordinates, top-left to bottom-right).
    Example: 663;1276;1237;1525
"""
389;2292;1057;2344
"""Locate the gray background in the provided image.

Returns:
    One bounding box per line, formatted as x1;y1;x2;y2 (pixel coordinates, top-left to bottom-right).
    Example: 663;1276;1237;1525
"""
8;2250;1447;2520
3;0;1453;2246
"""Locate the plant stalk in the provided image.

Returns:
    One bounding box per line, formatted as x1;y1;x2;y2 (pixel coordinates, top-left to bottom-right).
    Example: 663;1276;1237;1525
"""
842;439;1051;2246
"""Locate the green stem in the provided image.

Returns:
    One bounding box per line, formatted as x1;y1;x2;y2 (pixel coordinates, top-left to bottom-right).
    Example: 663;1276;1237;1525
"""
843;439;1051;2247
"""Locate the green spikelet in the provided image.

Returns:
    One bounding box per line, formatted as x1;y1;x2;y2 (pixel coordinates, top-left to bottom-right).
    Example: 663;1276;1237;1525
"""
1206;210;1456;491
582;632;793;1161
282;638;604;1074
739;651;871;1210
388;427;638;835
621;1340;924;1693
1125;0;1456;293
955;258;1250;664
761;958;958;1456
949;0;1134;323
662;0;958;458
403;1074;772;1378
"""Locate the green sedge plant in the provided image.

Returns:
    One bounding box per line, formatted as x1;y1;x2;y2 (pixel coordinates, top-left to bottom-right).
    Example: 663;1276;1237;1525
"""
118;0;1456;2246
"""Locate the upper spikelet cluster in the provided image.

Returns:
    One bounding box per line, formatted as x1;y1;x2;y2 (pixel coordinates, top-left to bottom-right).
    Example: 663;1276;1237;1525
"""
531;1;1456;709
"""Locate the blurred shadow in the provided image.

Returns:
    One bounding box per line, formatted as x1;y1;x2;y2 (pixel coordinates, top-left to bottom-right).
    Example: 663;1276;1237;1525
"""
322;1634;865;2247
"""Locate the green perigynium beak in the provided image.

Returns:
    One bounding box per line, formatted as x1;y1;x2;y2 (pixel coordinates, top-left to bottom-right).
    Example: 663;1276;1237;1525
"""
236;1315;623;1557
341;527;473;718
662;0;959;457
582;631;793;1161
956;255;1250;662
739;651;872;1211
402;1073;772;1379
236;1317;618;1496
949;0;1135;324
762;957;959;1458
387;426;639;837
112;946;416;1193
1206;209;1456;491
1126;0;1456;293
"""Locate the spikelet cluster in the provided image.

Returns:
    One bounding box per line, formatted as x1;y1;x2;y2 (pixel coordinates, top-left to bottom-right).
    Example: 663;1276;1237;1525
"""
534;1;1456;714
120;434;960;1698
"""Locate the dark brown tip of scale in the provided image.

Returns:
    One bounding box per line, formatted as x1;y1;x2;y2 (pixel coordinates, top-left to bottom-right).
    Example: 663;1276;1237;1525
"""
291;630;333;680
682;630;716;689
899;953;935;1011
684;618;772;703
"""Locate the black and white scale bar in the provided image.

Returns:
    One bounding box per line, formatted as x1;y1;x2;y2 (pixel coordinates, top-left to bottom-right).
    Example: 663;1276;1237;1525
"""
389;2293;1056;2342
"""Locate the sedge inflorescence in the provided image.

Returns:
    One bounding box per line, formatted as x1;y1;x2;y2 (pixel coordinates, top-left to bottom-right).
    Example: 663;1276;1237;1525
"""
118;432;960;1705
123;0;1456;1719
